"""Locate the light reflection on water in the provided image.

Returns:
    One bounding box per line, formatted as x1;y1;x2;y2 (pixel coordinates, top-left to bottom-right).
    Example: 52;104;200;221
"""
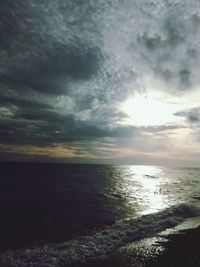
129;165;168;214
113;165;186;216
1;162;200;250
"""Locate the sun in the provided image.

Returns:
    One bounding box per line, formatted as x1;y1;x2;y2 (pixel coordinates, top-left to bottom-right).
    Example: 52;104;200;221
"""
120;93;179;126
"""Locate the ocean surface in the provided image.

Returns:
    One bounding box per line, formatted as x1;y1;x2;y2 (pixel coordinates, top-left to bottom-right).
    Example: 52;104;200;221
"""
0;162;200;266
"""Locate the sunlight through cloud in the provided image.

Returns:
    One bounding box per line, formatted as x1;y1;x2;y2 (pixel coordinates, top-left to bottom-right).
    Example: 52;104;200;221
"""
120;94;178;126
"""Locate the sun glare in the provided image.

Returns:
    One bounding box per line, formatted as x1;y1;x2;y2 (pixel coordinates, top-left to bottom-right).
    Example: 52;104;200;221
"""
120;94;179;126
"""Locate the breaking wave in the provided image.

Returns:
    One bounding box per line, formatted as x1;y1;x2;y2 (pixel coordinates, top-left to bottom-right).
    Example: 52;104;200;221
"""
0;202;200;266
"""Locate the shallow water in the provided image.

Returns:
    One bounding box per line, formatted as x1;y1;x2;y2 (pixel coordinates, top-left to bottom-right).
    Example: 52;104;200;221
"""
0;204;199;267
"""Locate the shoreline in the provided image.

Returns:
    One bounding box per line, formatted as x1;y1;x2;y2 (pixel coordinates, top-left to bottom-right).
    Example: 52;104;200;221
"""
0;208;199;266
79;223;200;267
0;224;200;267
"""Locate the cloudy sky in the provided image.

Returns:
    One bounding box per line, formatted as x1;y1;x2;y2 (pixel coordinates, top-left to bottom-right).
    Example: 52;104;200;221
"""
0;0;200;166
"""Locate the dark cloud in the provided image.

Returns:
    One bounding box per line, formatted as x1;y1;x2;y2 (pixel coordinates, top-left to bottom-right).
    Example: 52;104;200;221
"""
0;0;105;99
0;44;103;96
0;89;51;110
175;107;200;123
163;17;185;47
0;0;200;162
138;34;162;51
179;69;191;86
137;16;185;51
0;0;109;152
0;106;135;147
132;2;200;91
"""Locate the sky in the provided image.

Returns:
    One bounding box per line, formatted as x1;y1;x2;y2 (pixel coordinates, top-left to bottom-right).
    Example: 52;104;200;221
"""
0;0;200;166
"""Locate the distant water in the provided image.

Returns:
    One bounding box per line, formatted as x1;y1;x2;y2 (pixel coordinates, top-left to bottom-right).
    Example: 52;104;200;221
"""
0;162;200;253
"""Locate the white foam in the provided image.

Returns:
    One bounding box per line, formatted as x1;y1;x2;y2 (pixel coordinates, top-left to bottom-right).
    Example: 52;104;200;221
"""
0;203;200;266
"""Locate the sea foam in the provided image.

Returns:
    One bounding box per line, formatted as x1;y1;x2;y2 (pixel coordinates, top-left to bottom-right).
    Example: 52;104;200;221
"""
0;202;200;267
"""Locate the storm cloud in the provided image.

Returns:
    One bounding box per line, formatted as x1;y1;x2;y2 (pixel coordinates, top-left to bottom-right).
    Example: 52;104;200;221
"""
0;0;200;165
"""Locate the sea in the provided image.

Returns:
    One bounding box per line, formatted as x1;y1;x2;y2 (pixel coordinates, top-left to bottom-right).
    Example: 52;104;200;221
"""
0;162;200;266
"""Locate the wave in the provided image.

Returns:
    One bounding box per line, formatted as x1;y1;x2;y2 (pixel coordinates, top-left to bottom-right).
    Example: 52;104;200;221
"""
0;202;200;267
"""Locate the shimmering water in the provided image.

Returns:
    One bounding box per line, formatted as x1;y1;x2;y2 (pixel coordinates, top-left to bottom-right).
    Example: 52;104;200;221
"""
0;162;200;251
111;165;200;215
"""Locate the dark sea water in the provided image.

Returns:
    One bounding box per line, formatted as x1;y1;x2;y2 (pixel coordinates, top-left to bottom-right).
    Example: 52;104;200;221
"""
0;162;200;266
